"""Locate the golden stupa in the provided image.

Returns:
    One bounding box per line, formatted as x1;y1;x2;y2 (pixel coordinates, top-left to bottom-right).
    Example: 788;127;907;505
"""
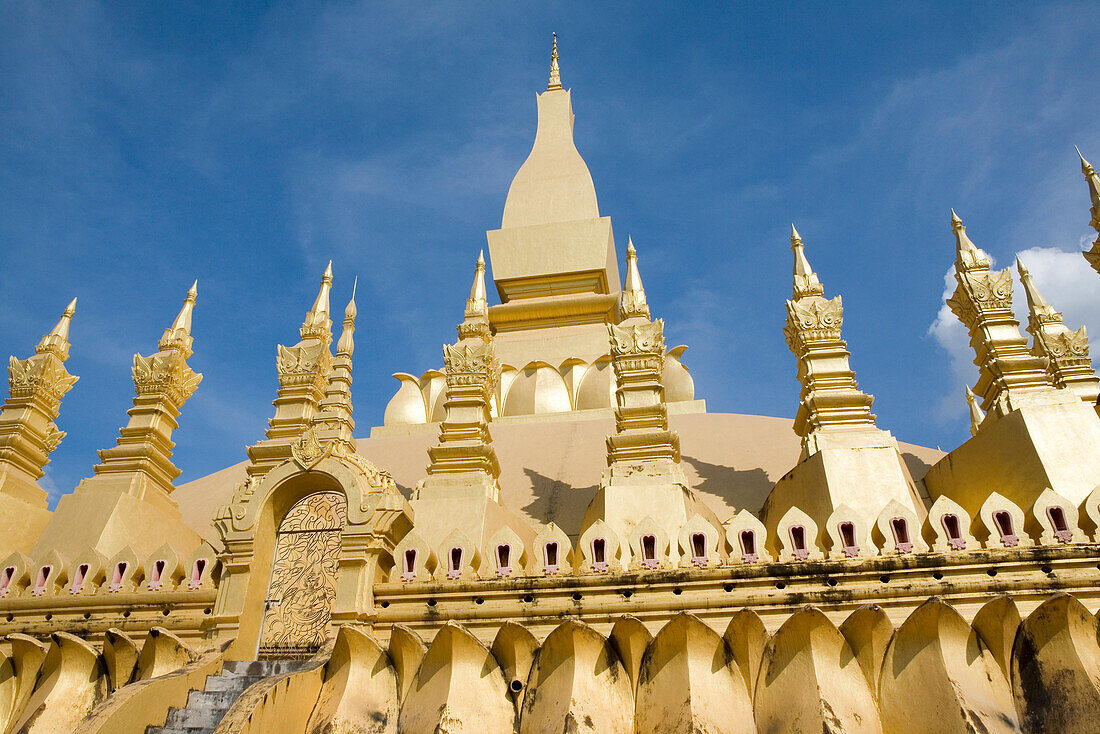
1;37;1100;734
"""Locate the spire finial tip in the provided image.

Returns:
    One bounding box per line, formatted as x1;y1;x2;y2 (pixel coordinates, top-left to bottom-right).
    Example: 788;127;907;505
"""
547;32;562;91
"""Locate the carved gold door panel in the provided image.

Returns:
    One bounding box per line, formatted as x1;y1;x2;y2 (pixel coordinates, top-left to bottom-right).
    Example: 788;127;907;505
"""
258;491;346;659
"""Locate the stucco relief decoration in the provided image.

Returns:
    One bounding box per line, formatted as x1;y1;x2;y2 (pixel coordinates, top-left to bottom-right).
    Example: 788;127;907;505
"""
258;491;346;659
948;269;1013;327
276;342;331;389
132;352;203;405
457;319;490;341
42;423;65;454
443;341;499;389
609;320;665;356
784;297;843;353
1040;328;1090;360
8;356;78;404
620;287;649;319
291;425;333;470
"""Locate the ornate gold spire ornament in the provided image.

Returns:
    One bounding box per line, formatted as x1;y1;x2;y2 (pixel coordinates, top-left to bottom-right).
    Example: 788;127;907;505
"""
458;252;491;340
1016;258;1098;405
945;211;1058;416
0;299;79;505
35;298;77;359
316;279;358;452
790;224;823;298
90;283;203;498
301;261;334;339
547;33;562;91
247;263;336;478
1076;147;1100;274
620;237;651;320
782;227;876;447
425;327;501;486
966;385;985;436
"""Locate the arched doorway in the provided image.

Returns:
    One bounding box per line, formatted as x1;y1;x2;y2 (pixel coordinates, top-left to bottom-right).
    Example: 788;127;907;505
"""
258;491;346;659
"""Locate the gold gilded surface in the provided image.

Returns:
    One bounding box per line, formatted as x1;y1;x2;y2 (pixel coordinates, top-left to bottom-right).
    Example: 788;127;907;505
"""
258;491;345;659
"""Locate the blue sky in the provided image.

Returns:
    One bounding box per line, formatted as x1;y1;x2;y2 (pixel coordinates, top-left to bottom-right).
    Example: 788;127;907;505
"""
2;2;1099;505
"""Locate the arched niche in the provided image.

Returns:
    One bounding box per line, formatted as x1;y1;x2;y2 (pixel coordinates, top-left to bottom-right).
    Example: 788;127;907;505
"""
213;453;412;660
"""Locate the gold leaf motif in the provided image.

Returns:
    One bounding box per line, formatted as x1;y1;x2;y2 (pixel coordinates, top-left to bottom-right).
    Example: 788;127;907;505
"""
608;320;665;356
291;426;332;470
258;491;346;659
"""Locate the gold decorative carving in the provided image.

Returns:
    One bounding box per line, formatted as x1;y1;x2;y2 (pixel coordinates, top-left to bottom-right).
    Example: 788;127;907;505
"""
8;356;78;404
291;426;333;470
132;352;203;405
608;320;665;356
258;491;346;659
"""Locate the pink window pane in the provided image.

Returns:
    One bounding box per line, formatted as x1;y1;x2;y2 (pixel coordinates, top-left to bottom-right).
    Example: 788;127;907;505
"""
993;511;1019;547
496;544;512;578
447;547;463;580
544;542;559;575
942;514;966;550
789;525;809;561
838;522;859;557
890;518;913;554
739;530;758;563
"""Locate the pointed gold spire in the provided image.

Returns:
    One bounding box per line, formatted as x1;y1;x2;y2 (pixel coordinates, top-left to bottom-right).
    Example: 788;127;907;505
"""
620;237;651;320
1016;258;1055;319
465;250;488;319
35;298;77;360
1016;257;1099;404
336;277;357;357
159;282;197;357
966;385;985;437
1077;146;1100;209
1076;147;1100;275
951;209;991;271
790;224;824;298
301;261;334;340
547;33;562;91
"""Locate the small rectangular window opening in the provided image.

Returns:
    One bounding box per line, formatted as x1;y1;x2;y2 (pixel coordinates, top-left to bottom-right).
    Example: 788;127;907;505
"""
789;525;809;561
496;544;512;578
591;537;608;572
838;521;859;557
1047;506;1073;543
544;542;559;575
447;547;463;579
739;530;758;563
148;559;166;590
109;562;128;592
70;563;89;594
32;565;51;596
401;549;417;581
993;510;1019;547
942;514;966;550
0;566;15;596
640;534;658;569
690;532;708;567
188;559;207;589
890;517;913;553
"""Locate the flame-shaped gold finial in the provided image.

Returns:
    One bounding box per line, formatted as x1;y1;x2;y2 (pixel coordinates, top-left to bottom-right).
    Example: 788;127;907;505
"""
547;33;562;91
36;297;78;359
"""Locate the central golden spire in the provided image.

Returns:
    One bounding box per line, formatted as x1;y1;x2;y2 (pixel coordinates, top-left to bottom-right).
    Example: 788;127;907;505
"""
547;33;562;91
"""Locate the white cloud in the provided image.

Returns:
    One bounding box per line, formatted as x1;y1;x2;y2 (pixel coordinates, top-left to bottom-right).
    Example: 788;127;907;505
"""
927;265;975;422
1013;240;1100;341
927;238;1099;422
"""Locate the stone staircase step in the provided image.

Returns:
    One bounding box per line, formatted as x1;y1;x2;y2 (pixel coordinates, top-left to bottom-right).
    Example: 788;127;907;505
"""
146;659;311;734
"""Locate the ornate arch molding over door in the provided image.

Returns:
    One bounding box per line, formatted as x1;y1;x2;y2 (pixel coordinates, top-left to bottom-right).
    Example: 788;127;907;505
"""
258;491;347;659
